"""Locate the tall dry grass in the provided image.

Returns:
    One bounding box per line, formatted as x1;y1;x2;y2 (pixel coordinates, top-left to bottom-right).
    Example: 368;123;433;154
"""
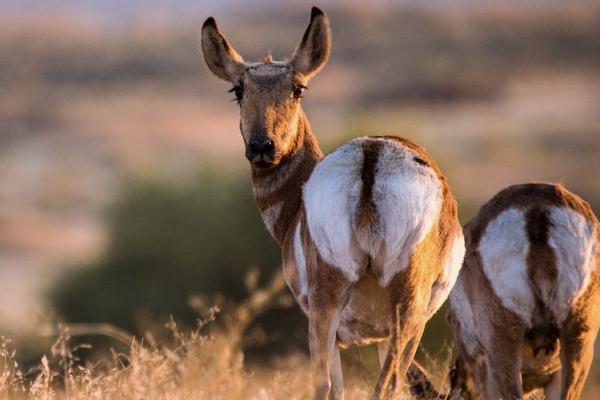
0;272;381;400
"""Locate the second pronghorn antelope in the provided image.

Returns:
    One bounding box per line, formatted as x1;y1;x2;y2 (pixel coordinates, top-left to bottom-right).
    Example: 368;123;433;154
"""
201;7;464;399
445;183;600;400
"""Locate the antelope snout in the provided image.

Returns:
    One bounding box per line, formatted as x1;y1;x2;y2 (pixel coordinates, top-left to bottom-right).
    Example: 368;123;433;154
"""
247;136;275;166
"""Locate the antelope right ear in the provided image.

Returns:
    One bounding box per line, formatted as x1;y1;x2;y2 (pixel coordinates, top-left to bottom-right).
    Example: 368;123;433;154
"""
291;7;332;79
201;17;245;82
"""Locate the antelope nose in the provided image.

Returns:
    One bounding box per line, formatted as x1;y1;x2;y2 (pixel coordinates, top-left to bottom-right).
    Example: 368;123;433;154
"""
250;138;274;154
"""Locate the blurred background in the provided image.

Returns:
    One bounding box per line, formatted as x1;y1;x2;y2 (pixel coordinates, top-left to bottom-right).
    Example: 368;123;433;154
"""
1;0;599;396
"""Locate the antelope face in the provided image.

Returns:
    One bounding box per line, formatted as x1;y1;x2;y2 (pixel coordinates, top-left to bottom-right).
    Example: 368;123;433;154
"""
201;7;331;168
230;61;307;167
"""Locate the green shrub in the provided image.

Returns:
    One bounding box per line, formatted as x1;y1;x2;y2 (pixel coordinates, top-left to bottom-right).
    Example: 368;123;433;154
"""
50;172;286;334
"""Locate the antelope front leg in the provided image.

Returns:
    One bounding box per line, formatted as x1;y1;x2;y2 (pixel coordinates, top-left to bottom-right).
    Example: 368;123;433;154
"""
309;303;349;400
308;268;353;400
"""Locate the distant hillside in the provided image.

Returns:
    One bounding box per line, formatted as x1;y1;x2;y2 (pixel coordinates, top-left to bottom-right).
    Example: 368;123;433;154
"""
1;0;592;22
0;0;599;336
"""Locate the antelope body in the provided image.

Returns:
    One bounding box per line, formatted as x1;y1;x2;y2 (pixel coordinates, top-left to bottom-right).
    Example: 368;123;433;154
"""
201;7;464;399
447;183;600;400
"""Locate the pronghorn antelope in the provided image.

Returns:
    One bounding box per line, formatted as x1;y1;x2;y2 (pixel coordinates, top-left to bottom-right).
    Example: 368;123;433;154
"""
444;183;600;400
201;7;465;399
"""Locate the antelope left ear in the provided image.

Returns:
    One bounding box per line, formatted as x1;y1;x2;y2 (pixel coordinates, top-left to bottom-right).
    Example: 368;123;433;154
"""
201;17;245;83
291;7;331;79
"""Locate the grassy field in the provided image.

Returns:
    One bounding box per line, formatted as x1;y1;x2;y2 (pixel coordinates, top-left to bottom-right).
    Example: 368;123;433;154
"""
1;2;600;398
0;275;379;400
2;273;600;399
1;282;598;399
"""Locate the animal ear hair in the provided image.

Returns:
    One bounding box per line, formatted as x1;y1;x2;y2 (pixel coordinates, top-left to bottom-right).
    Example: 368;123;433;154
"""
291;7;331;79
201;17;245;82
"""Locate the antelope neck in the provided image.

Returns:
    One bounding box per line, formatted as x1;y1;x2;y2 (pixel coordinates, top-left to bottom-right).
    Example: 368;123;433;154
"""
251;111;323;246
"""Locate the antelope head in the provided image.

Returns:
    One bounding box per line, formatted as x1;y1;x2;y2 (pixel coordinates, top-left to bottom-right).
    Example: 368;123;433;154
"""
201;7;331;168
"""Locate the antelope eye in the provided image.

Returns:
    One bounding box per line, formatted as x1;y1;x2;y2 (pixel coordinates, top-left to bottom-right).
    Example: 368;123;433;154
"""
228;83;244;105
292;83;306;99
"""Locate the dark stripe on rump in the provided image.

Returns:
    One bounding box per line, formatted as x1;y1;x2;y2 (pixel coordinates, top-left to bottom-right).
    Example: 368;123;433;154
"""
360;141;382;208
468;183;598;246
525;207;559;355
356;140;383;232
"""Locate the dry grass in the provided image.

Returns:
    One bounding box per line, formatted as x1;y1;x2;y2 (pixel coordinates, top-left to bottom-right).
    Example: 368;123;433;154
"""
0;271;453;399
1;268;599;400
0;273;377;400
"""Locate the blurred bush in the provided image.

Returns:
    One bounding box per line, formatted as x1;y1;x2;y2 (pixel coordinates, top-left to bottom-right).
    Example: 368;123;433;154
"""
49;171;307;354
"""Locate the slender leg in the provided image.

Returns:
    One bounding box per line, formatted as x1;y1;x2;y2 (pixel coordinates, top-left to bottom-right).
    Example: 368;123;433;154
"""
543;371;561;400
467;358;489;400
394;327;428;396
378;340;440;399
376;325;427;399
376;340;399;395
481;333;524;400
407;360;443;400
329;346;344;400
374;298;405;399
308;265;353;400
449;355;478;400
375;267;429;399
377;340;390;369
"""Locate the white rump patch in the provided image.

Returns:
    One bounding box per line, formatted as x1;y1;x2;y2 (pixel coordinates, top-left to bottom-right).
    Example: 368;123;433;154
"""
293;221;309;300
303;137;444;285
428;232;466;316
374;141;443;286
547;206;598;323
449;277;480;356
479;208;535;325
303;140;364;282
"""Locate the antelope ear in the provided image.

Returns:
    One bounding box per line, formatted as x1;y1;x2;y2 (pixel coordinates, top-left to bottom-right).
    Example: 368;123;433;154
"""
291;7;331;79
201;17;245;82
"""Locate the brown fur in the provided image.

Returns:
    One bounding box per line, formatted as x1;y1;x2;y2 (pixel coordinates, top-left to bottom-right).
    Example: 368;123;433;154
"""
201;8;463;400
291;7;331;79
452;241;529;399
444;183;600;400
354;140;384;252
201;17;245;82
365;137;462;399
253;113;322;244
467;183;597;245
558;244;600;400
525;207;560;359
375;136;462;316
